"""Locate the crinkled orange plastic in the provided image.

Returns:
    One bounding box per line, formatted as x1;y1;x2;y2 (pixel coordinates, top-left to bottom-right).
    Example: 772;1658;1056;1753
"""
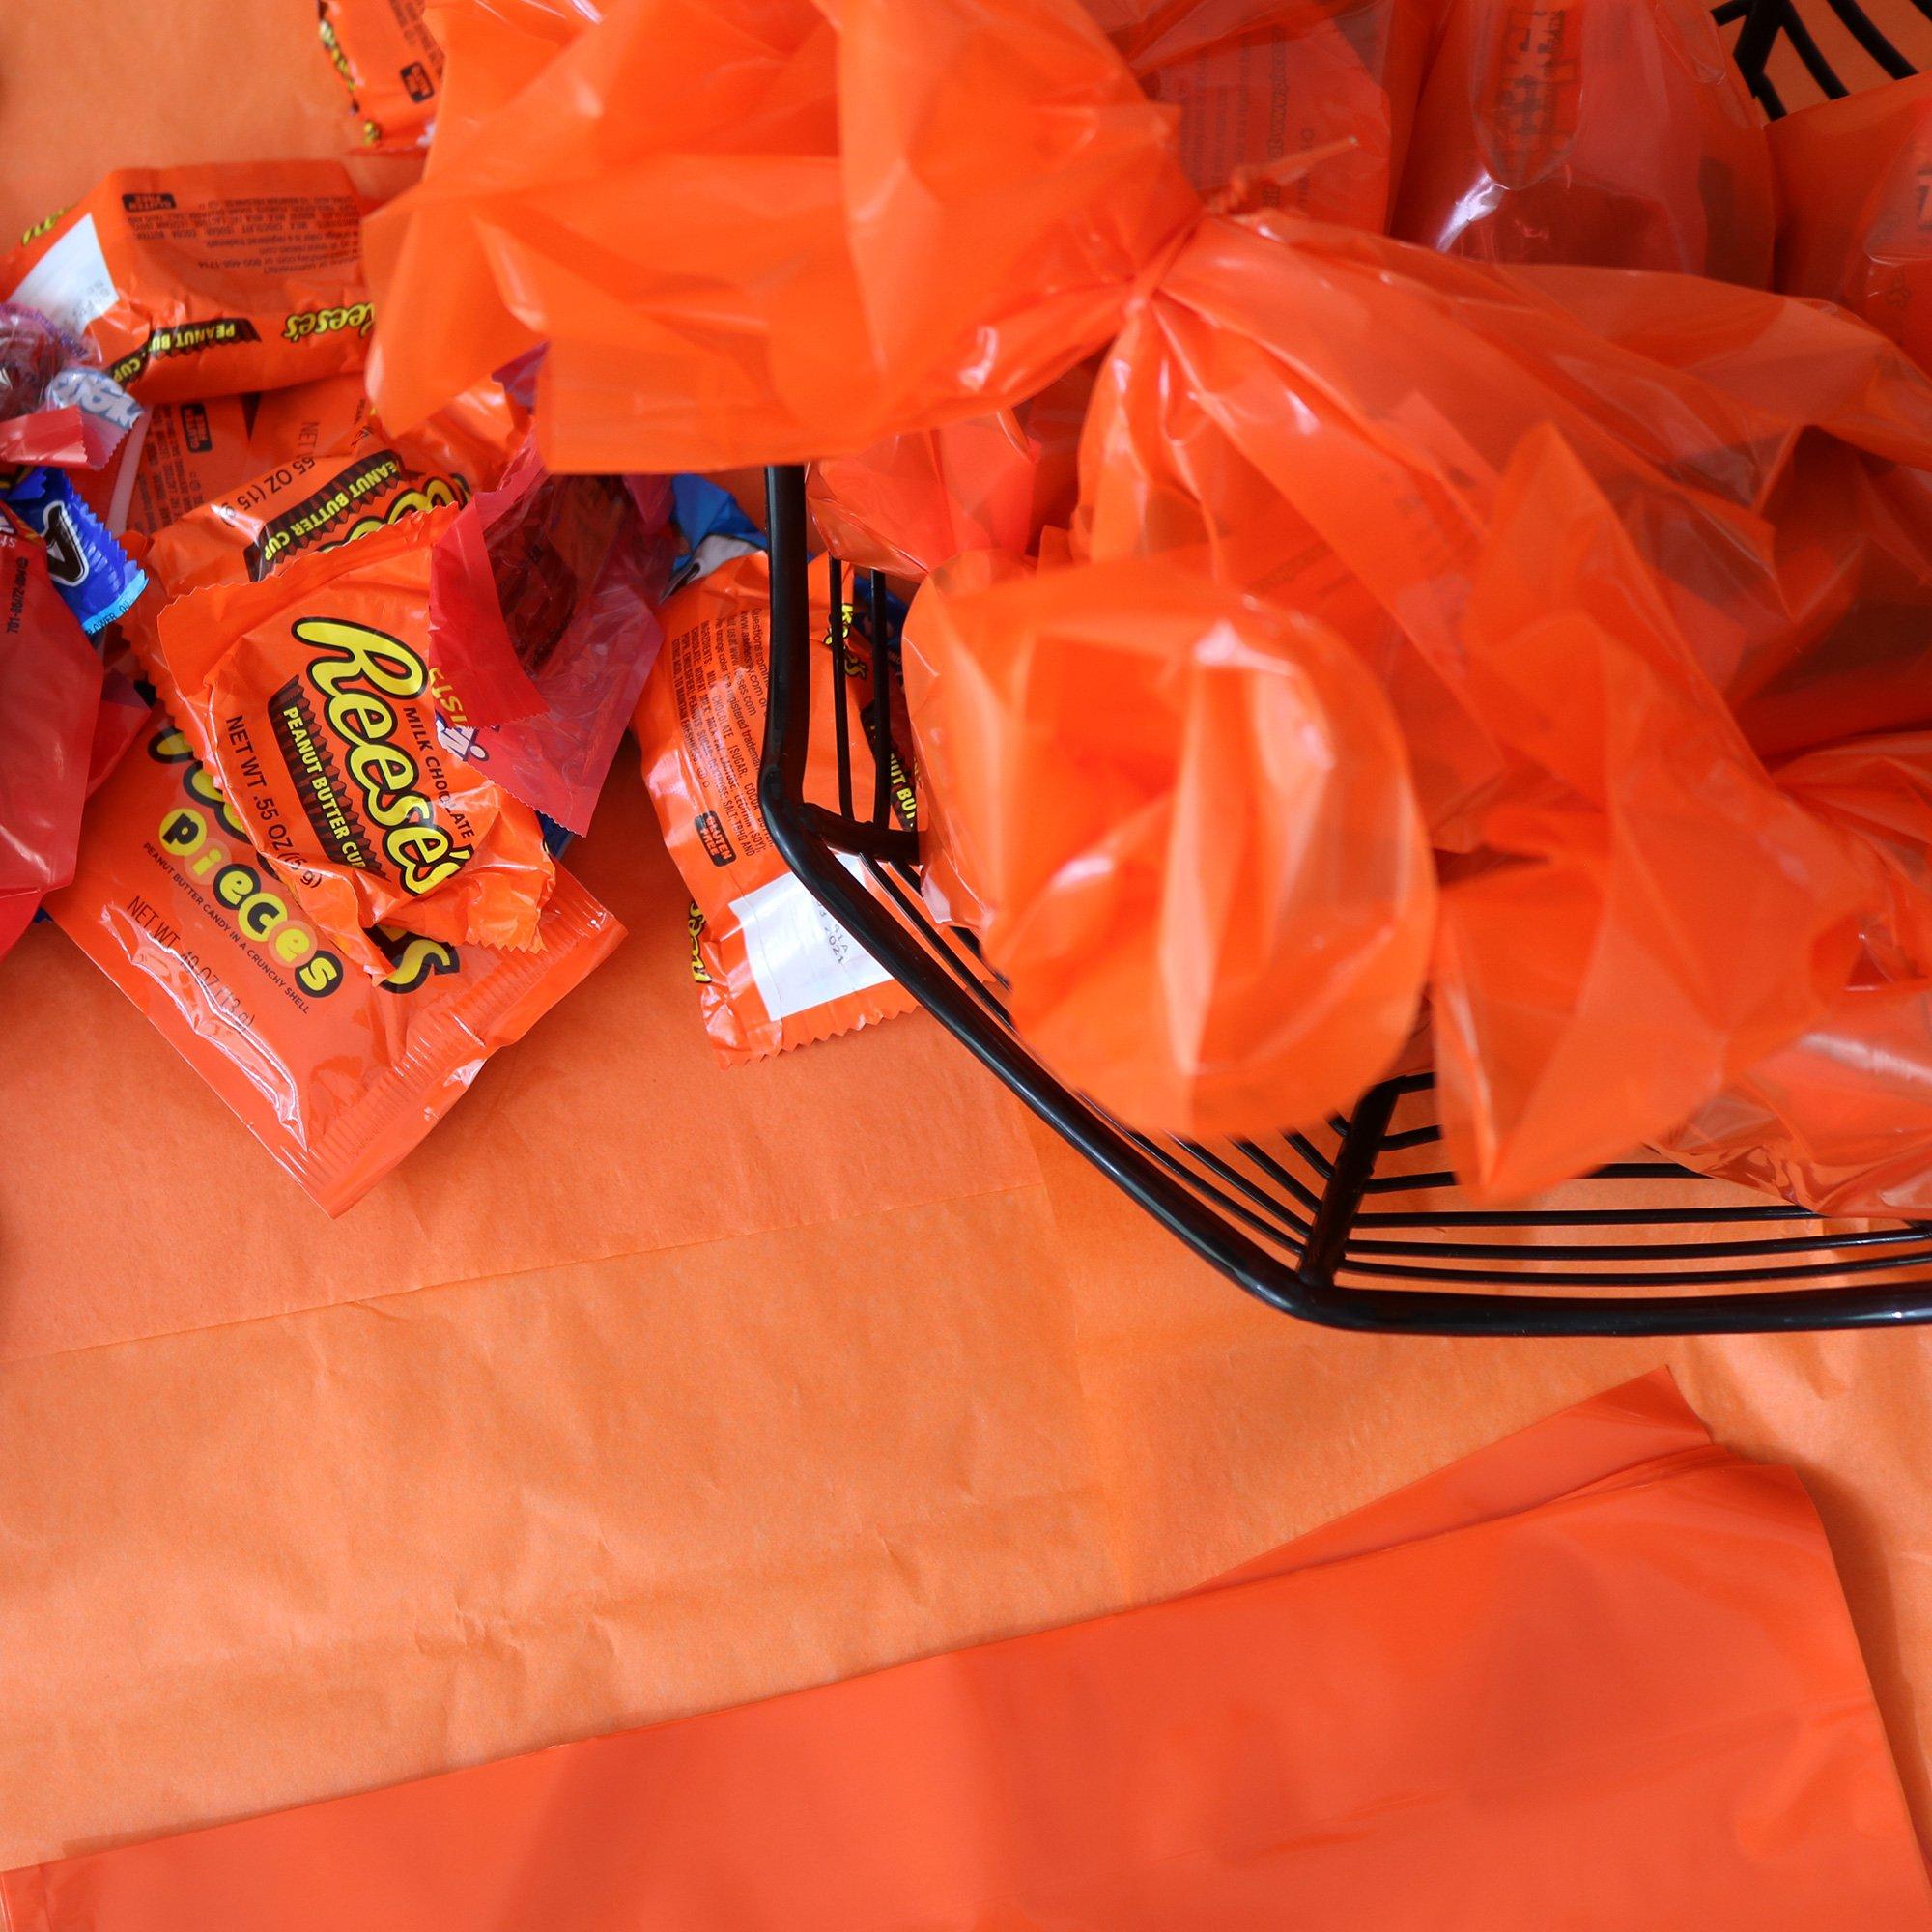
153;508;554;970
634;549;917;1065
1094;0;1432;224
808;360;1092;579
365;0;1199;464
1659;980;1932;1220
3;163;372;404
127;373;373;537
45;711;620;1215
319;0;445;152
1772;73;1932;376
1431;429;1868;1199
909;550;1434;1136
1392;0;1775;282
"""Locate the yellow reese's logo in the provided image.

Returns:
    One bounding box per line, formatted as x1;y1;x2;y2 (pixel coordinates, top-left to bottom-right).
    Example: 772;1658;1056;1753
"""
291;616;473;896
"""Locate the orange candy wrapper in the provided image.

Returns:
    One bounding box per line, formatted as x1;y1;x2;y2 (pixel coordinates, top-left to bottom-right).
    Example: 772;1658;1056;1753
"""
319;0;446;151
125;373;373;538
153;509;554;968
1659;981;1932;1221
44;711;621;1215
127;376;521;634
1772;72;1932;375
910;551;1435;1136
4;162;370;404
635;550;916;1065
7;1375;1929;1930
1392;0;1776;282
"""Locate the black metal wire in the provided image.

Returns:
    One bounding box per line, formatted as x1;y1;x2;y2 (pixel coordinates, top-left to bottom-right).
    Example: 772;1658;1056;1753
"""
754;1;1932;1337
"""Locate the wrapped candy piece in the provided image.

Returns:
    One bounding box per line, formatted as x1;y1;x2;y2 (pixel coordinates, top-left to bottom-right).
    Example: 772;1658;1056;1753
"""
3;163;370;404
909;552;1434;1137
0;508;103;959
126;374;373;537
0;304;144;473
1771;73;1932;375
1392;0;1775;283
1657;980;1932;1221
1092;0;1433;225
319;0;446;151
47;713;621;1215
152;509;554;971
634;550;918;1065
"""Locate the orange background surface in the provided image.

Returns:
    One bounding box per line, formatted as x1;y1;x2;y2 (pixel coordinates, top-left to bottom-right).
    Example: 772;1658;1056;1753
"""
6;0;1932;1881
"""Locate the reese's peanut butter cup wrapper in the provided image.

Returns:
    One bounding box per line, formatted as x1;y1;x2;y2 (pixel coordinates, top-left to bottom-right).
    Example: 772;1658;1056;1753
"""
153;507;554;968
319;0;444;153
47;711;622;1213
634;549;915;1065
4;163;371;404
127;373;373;536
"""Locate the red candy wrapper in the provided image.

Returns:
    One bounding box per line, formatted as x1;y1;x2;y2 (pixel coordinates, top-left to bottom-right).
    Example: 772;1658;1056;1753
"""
433;442;676;830
0;507;105;956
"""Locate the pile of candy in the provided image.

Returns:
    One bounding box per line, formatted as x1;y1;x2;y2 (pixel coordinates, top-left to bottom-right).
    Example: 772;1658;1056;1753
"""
16;0;1932;1234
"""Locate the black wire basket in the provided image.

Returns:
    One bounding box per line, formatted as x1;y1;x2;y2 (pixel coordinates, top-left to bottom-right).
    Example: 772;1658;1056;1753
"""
758;0;1932;1338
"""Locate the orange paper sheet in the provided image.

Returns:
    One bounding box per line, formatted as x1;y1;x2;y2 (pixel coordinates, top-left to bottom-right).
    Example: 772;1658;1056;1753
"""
8;1375;1927;1931
10;0;1932;1891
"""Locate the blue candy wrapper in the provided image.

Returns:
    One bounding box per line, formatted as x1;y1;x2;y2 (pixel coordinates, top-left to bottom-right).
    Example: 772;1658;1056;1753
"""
2;466;148;635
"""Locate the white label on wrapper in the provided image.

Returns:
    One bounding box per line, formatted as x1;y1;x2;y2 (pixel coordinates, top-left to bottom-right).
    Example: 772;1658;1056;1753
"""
731;859;894;1023
10;216;119;334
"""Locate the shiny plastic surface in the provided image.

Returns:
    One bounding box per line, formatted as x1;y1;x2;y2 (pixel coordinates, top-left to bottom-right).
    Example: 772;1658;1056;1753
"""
909;551;1435;1136
43;712;621;1215
1393;0;1776;280
6;1375;1928;1930
151;509;554;966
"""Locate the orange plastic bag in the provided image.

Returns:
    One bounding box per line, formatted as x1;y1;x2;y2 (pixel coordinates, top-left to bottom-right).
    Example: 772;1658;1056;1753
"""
1645;732;1932;1216
0;509;102;959
1772;72;1932;375
126;373;373;538
909;550;1434;1135
126;377;521;637
319;0;445;151
807;361;1093;581
1430;428;1870;1198
634;549;917;1065
8;1374;1928;1931
1392;0;1775;282
364;0;1200;465
367;0;1932;1186
43;710;620;1214
1658;980;1932;1220
3;163;370;403
152;509;554;968
1094;0;1433;223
